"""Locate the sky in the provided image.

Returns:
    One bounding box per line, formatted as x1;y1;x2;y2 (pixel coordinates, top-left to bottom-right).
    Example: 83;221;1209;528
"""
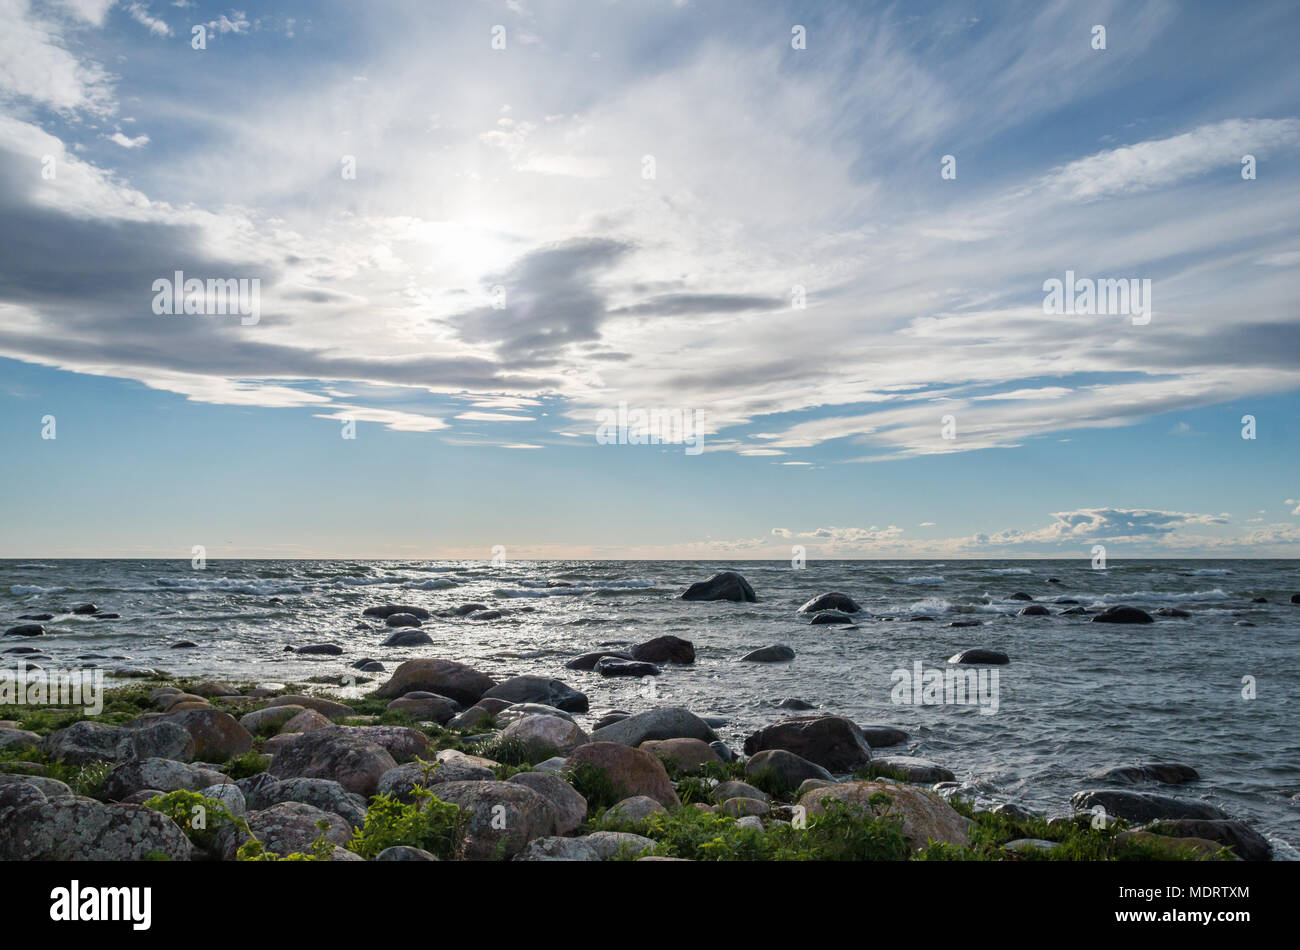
0;0;1298;559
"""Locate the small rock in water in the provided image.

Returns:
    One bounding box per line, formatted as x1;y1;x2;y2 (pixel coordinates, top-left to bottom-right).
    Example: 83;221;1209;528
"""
1250;597;1268;603
595;657;660;677
1291;594;1300;604
797;592;862;614
948;649;1009;665
17;614;53;621
809;610;853;625
1055;598;1080;605
385;612;423;628
467;609;503;621
295;643;344;655
565;650;632;671
869;755;955;783
1092;763;1199;785
449;603;488;616
907;615;936;622
1070;789;1228;823
1008;592;1034;601
858;725;909;748
1060;606;1090;615
170;640;198;649
363;604;432;620
680;571;756;603
1154;607;1191;618
777;698;816;710
948;620;981;628
381;630;433;646
1017;605;1050;616
71;604;98;615
1092;605;1154;624
1235;620;1256;627
4;624;44;638
740;644;795;662
630;635;695;664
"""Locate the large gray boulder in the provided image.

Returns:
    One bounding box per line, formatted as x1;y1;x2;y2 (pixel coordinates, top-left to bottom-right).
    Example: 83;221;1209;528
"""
589;707;719;746
218;801;352;861
507;771;588;835
431;781;559;861
241;776;367;829
43;720;195;766
745;749;833;790
742;716;873;771
680;571;756;602
100;757;231;802
267;727;397;796
481;676;589;713
0;789;194;861
797;592;862;614
1070;789;1229;823
374;658;496;704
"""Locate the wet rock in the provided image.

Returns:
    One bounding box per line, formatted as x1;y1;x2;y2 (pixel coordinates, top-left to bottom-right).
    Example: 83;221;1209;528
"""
680;571;756;602
595;657;660;677
1018;605;1050;616
566;742;680;808
1116;830;1232;860
481;675;588;713
1092;605;1154;624
741;644;795;662
797;592;862;614
948;649;1009;665
859;725;909;748
742;715;873;771
948;620;982;628
869;756;955;783
809;610;854;625
3;624;44;637
17;613;54;621
449;603;488;616
71;603;98;615
799;781;971;849
448;706;494;730
565;650;632;671
1154;607;1191;618
590;707;719;746
1070;789;1228;823
592;711;630;730
363;604;431;620
385;613;423;629
777;698;816;710
1008;592;1033;601
710;740;736;762
375;658;496;705
1060;606;1089;615
629;635;695;665
1141;819;1271;861
1092;763;1200;785
295;643;345;656
380;629;433;647
170;641;199;649
467;609;503;621
268;727;398;796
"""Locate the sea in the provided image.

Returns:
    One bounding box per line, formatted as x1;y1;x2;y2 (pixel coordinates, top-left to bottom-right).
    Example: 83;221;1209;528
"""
3;557;1297;857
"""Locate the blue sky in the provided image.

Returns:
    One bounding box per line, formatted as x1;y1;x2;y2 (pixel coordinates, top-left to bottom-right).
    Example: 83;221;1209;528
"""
0;0;1298;558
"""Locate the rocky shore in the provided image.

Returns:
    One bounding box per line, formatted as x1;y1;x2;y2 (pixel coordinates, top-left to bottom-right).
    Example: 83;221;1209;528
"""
0;572;1279;862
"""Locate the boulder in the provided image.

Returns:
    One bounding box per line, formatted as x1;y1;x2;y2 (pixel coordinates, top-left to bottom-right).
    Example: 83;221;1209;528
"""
198;782;247;818
629;635;695;665
741;644;795;662
507;771;588;834
241;776;367;829
869;756;955;783
718;797;770;818
363;604;432;620
380;629;434;647
799;781;971;850
0;792;193;861
1069;789;1228;823
385;693;459;724
1154;607;1192;618
1092;763;1200;785
376;846;439;861
294;643;344;655
100;757;230;801
797;592;862;614
267;727;397;796
948;649;1010;665
1092;605;1155;624
809;610;854;625
1018;605;1050;616
566;742;680;808
431;781;559;860
590;707;719;746
608;795;668;822
640;737;721;771
742;716;873;771
219;801;351;861
1115;830;1232;860
513;836;599;861
374;658;496;705
266;695;355;721
859;725;909;748
385;613;423;628
1142;819;1271;861
481;676;589;713
745;748;833;789
281;709;332;735
190;682;241;698
680;571;756;602
239;705;306;737
0;729;44;753
580;830;657;860
496;703;577;726
1008;592;1033;601
342;725;429;761
500;714;589;757
711;780;770;804
595;658;660;677
43;720;194;765
3;624;45;637
150;708;253;761
564;651;632;671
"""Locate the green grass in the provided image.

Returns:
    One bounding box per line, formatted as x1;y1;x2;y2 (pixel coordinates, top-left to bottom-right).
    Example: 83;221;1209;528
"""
347;787;465;860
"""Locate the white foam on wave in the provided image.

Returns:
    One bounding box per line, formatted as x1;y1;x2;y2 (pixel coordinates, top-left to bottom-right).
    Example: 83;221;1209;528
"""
151;576;302;595
495;579;658;598
1097;588;1230;603
409;578;459;590
10;584;66;595
14;563;53;569
908;597;953;614
985;568;1035;575
896;575;944;585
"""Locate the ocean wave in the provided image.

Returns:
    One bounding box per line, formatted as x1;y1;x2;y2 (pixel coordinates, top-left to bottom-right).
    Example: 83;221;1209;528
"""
984;568;1035;575
1098;589;1230;603
409;578;459;590
895;575;944;585
151;577;303;595
14;563;54;569
10;584;67;595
